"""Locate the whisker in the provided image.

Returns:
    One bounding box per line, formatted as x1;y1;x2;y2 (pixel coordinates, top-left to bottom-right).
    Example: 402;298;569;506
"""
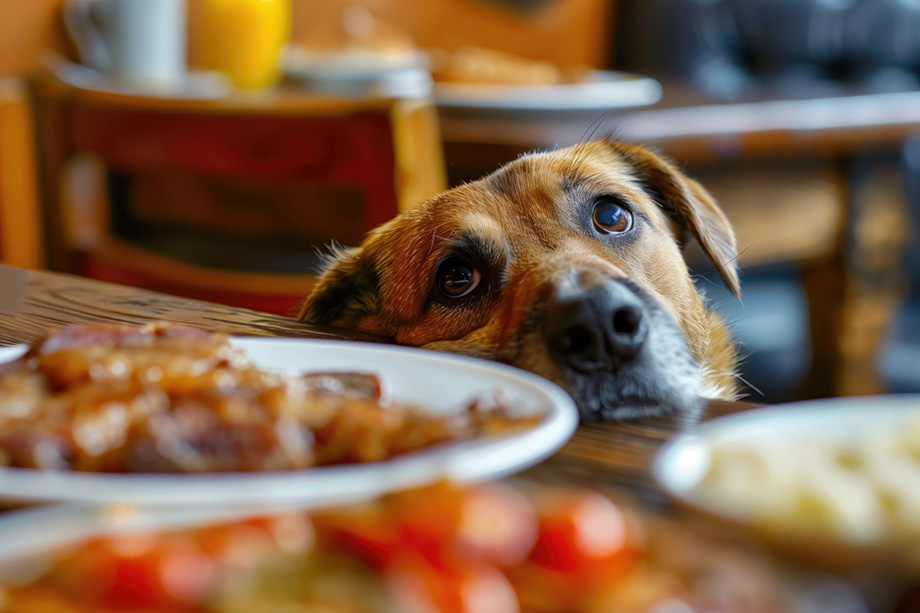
692;273;736;297
722;236;762;268
569;107;618;169
313;240;350;271
735;374;765;398
579;107;616;146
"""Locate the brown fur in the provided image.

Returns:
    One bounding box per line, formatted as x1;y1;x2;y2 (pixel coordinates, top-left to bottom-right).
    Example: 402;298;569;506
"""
298;139;740;418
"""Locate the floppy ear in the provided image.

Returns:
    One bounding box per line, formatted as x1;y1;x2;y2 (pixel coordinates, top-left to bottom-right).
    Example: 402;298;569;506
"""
612;142;741;297
297;247;381;326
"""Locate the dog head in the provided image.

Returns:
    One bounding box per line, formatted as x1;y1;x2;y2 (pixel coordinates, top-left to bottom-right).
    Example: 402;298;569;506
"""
298;139;740;419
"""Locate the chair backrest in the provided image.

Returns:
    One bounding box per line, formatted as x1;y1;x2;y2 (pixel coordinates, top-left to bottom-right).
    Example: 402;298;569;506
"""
37;83;446;315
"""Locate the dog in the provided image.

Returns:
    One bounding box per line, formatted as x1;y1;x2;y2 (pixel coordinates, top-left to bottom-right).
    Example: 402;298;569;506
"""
297;138;740;420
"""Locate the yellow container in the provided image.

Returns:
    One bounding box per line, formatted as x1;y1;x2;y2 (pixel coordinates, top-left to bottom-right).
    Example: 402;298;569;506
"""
195;0;291;90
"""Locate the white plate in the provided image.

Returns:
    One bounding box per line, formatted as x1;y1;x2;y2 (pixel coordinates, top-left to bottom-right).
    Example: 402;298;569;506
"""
282;49;434;98
653;395;920;569
0;338;577;507
44;54;231;101
0;503;270;568
433;70;662;111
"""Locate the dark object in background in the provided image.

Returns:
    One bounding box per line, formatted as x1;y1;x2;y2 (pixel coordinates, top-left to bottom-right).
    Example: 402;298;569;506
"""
844;0;920;90
615;0;920;99
698;268;812;403
615;0;753;99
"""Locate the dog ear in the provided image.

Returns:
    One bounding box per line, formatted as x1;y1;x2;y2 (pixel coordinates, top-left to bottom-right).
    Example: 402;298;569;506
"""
297;247;380;326
612;142;741;298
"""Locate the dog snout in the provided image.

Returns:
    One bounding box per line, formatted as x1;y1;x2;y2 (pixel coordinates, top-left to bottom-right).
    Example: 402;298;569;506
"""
543;282;649;373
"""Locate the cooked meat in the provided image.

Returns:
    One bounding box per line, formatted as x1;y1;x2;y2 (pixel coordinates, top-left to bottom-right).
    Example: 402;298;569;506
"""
0;323;535;473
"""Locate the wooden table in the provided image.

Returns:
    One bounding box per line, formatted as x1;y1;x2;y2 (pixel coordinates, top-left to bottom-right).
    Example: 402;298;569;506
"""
6;264;917;610
438;84;920;161
0;263;749;504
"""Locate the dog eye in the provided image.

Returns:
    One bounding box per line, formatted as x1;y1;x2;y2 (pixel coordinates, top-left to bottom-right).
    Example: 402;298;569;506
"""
436;257;482;299
592;199;632;234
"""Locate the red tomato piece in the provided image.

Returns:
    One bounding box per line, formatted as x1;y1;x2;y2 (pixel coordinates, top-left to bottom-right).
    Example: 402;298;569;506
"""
385;554;520;613
528;489;634;575
507;488;642;610
392;482;538;568
312;506;401;570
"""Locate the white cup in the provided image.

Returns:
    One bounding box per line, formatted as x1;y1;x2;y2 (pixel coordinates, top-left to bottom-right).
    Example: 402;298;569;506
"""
64;0;186;87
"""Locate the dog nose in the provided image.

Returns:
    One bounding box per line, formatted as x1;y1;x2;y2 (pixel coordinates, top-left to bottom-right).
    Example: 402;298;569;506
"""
543;282;648;372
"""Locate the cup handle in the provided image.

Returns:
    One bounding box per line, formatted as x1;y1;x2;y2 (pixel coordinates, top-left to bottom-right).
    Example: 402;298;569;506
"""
62;0;110;71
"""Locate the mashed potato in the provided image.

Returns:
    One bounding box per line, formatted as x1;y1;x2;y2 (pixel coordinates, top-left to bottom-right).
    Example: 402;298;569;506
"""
697;411;920;544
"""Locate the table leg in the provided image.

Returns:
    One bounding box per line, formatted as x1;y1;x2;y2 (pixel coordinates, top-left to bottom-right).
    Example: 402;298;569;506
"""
803;154;910;397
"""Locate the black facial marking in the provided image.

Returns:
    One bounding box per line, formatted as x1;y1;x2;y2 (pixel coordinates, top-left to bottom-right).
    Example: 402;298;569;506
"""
560;172;589;197
305;262;380;326
614;149;689;245
634;173;688;245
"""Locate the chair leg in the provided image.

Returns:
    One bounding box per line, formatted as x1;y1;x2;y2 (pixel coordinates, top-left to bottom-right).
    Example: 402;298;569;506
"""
802;155;911;398
0;77;43;268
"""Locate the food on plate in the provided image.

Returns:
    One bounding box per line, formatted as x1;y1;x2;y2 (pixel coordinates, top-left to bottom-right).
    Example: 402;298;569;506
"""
0;482;797;613
0;323;539;473
426;46;560;85
425;46;589;86
288;6;420;72
287;6;591;88
696;410;920;543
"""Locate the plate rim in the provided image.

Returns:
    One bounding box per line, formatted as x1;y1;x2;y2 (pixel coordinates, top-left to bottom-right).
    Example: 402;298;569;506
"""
0;337;578;506
432;70;663;111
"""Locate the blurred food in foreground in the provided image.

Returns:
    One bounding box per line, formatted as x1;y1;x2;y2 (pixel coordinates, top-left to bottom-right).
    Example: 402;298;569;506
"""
0;322;539;473
697;406;920;552
0;482;798;613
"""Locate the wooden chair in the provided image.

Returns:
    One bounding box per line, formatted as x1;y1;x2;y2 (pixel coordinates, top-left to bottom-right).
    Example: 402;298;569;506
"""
34;78;446;315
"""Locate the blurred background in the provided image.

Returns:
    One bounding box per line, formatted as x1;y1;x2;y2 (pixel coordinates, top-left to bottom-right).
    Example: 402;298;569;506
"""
1;0;918;404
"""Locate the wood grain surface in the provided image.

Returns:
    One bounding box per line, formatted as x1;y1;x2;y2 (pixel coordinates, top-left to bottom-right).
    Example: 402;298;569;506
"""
0;264;380;346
